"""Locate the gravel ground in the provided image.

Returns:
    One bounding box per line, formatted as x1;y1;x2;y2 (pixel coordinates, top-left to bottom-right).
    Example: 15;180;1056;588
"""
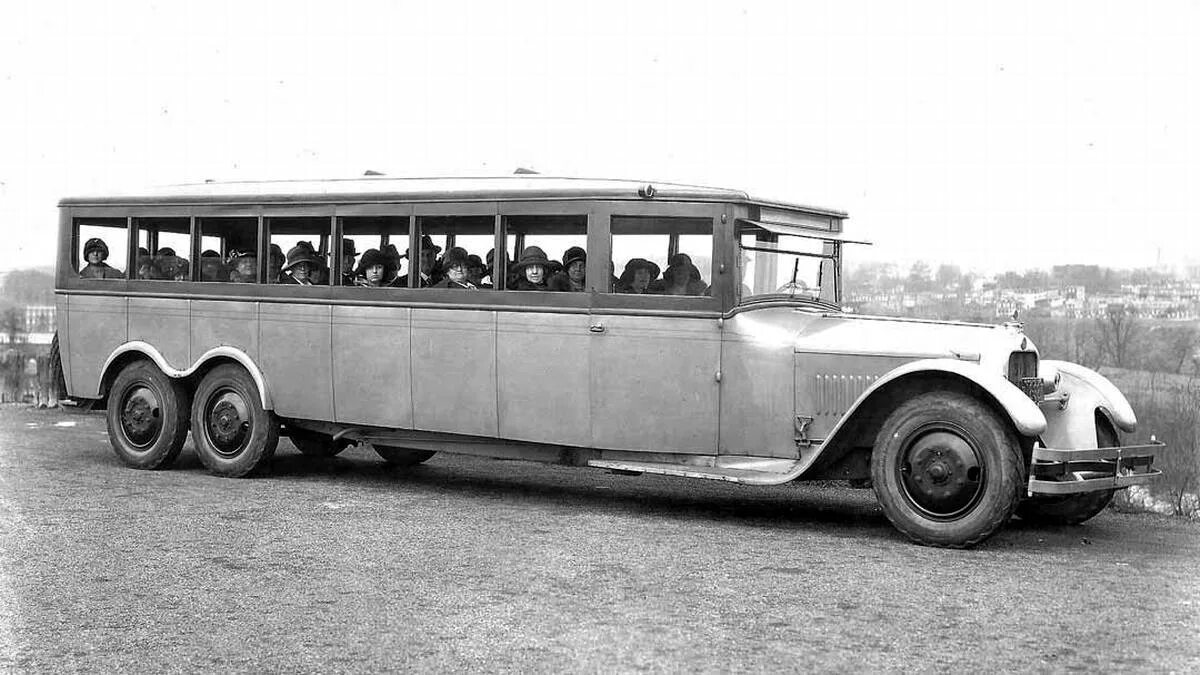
1;405;1197;672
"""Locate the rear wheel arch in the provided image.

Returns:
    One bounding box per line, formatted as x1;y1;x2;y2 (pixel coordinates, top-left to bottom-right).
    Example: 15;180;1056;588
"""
97;343;274;411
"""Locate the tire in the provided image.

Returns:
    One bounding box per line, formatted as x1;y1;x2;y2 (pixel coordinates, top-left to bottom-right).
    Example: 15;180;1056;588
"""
871;392;1024;548
289;427;351;458
373;444;436;467
1016;421;1118;526
190;364;279;477
105;360;191;469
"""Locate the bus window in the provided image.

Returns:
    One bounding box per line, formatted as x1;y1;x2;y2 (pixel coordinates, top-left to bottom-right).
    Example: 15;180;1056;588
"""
611;216;712;296
414;215;493;289
75;218;128;279
269;217;330;286
501;215;587;291
196;217;257;283
133;217;190;281
340;216;408;287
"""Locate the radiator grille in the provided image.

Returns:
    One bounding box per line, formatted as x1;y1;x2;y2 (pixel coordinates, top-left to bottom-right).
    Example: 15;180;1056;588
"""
1007;351;1038;384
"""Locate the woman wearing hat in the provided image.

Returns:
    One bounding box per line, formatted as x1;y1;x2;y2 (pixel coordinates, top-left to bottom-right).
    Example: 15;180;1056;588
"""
548;246;587;292
432;249;477;290
79;238;125;279
615;258;660;294
353;248;389;287
390;235;442;288
227;248;258;283
339;238;359;286
279;243;321;285
650;253;708;295
510;246;551;291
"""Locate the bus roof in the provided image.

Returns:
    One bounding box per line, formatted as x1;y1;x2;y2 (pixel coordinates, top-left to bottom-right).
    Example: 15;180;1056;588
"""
59;175;848;217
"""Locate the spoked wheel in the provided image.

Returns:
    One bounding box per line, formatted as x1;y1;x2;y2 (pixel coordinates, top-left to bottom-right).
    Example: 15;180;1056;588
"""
871;392;1024;548
190;364;278;477
1016;420;1119;526
105;361;190;469
289;427;352;458
373;444;436;467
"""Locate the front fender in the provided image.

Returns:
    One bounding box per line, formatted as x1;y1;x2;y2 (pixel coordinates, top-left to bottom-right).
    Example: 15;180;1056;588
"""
1039;360;1136;450
826;358;1048;442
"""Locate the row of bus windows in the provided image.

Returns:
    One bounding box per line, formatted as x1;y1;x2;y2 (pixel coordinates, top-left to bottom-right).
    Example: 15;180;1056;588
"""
73;216;714;295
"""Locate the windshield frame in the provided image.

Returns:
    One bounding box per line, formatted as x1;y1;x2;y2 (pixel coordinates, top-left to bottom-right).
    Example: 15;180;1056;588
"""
735;222;844;308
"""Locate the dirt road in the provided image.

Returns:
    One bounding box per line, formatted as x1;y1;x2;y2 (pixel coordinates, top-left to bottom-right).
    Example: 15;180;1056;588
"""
1;405;1197;672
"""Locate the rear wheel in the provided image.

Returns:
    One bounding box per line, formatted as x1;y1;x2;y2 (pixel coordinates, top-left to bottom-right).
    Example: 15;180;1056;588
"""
373;444;436;467
1016;421;1119;525
190;364;278;477
289;427;351;458
105;360;190;469
871;392;1024;548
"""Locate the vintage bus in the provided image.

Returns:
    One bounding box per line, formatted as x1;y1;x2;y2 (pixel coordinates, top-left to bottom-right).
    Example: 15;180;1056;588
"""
55;176;1161;547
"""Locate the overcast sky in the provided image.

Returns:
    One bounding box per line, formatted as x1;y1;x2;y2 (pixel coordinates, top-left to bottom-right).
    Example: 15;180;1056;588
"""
1;1;1196;274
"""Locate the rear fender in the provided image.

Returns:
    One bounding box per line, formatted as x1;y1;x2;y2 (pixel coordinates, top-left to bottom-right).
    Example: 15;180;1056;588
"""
98;341;273;409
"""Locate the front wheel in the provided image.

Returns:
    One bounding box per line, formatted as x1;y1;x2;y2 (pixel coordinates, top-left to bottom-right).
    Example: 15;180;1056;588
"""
373;444;435;467
871;392;1024;548
1015;421;1119;526
105;360;190;469
190;364;279;477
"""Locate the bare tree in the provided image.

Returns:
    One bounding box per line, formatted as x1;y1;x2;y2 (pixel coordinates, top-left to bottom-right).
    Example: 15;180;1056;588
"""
1096;304;1140;368
1162;325;1200;375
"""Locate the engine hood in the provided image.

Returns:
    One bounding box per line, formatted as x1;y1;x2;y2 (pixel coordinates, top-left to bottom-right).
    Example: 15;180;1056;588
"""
727;306;1033;376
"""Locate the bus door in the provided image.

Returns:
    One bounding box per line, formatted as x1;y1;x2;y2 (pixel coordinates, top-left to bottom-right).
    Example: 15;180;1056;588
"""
587;211;722;455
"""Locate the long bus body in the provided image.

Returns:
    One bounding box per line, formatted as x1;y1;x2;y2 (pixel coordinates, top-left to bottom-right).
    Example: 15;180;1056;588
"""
56;176;1160;548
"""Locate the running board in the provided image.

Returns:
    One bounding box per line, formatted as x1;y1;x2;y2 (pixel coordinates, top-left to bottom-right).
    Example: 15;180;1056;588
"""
586;458;803;486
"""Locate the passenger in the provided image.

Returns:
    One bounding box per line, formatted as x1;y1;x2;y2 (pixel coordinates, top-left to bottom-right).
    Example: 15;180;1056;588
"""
340;238;359;286
548;246;586;292
510;246;550;291
156;247;176;257
484;249;507;288
380;243;403;285
227;249;257;283
290;241;327;285
353;248;388;287
158;253;190;281
438;246;469;283
79;238;125;279
466;254;490;289
391;235;441;288
268;244;285;283
278;243;321;285
199;250;226;281
615;258;660;294
650;253;708;295
432;249;477;289
135;255;163;280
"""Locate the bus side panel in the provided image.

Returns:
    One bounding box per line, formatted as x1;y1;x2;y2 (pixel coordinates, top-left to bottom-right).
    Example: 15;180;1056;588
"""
496;312;591;447
191;300;260;368
56;294;73;394
411;308;498;437
259;303;334;421
128;297;191;369
67;294;127;397
331;305;413;428
718;335;797;459
589;314;720;454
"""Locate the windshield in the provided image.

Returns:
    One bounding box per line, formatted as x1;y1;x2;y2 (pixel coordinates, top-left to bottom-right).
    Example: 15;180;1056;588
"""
737;223;840;306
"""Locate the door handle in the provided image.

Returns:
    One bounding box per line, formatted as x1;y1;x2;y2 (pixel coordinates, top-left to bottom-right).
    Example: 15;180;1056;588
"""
589;323;606;333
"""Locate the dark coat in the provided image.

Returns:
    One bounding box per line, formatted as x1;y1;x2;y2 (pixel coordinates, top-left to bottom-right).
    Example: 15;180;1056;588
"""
511;277;548;291
546;272;585;292
389;273;434;288
431;278;476;290
278;273;314;285
79;263;124;279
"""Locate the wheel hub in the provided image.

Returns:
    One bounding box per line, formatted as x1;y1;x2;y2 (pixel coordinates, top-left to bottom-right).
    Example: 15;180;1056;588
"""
206;391;250;456
899;427;984;519
120;385;161;448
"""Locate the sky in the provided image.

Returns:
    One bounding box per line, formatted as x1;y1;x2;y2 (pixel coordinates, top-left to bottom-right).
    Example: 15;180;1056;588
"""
1;0;1197;275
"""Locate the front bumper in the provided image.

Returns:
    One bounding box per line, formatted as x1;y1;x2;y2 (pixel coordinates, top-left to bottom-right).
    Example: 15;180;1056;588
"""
1027;441;1164;496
